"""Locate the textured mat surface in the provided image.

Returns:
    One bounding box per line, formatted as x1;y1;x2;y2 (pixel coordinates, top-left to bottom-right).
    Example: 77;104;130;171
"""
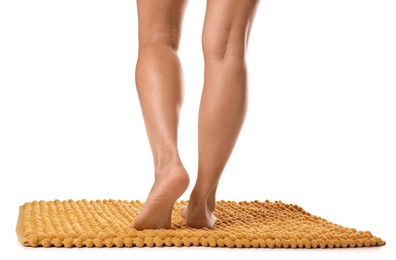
16;199;385;248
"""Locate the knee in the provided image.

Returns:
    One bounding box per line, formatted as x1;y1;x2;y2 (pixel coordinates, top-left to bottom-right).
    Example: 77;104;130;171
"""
139;27;182;52
202;27;247;61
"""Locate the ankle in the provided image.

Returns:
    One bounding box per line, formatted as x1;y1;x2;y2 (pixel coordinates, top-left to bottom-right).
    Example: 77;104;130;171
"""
189;189;209;205
153;163;189;191
154;151;183;172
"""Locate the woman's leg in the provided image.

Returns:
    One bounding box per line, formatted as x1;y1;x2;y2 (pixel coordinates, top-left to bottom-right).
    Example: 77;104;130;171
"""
132;0;189;230
182;0;260;228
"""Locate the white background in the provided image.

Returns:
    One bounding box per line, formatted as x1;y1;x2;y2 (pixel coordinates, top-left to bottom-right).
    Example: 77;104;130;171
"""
0;0;395;259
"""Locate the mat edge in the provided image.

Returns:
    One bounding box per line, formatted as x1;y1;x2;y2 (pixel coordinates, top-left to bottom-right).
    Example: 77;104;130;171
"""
16;205;28;246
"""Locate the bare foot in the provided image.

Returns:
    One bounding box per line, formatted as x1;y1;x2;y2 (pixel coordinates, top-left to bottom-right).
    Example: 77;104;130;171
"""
181;197;217;228
132;165;189;230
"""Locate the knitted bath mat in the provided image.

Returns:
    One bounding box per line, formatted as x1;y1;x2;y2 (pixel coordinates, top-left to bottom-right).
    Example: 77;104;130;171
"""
16;199;385;248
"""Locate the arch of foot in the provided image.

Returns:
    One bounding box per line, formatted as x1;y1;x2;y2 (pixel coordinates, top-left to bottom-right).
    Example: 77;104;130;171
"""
21;200;385;248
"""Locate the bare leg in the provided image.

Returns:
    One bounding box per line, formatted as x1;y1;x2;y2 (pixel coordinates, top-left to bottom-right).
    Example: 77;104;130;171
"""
132;0;189;230
182;0;260;228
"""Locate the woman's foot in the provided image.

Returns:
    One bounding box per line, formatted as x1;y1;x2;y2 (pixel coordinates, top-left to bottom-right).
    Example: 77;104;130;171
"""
132;165;189;230
181;193;217;228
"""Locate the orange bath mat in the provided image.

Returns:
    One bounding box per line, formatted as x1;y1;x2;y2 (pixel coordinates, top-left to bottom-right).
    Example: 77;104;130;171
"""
16;199;385;248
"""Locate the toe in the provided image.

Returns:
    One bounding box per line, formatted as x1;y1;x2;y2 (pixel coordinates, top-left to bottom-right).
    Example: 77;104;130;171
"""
180;206;187;218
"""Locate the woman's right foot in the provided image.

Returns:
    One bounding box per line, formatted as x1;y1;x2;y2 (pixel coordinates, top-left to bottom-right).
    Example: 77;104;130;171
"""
181;195;217;228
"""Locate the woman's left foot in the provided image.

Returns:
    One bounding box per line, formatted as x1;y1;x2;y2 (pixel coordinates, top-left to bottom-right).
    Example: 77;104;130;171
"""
132;165;189;230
